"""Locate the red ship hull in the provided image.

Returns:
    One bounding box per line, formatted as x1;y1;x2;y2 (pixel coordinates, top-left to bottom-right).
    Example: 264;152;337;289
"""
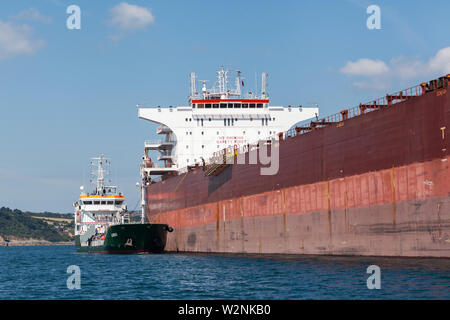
145;77;450;257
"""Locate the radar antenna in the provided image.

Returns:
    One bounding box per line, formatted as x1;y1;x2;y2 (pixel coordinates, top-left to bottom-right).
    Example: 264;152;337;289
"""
89;154;118;195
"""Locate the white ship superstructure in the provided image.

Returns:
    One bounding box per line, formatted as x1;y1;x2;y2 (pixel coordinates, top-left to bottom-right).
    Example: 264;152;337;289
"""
73;155;128;247
138;67;318;176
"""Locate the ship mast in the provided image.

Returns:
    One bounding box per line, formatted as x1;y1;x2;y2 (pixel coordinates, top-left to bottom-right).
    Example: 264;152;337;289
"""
207;67;243;99
217;66;228;98
261;72;268;99
189;72;197;101
235;70;242;97
90;154;117;195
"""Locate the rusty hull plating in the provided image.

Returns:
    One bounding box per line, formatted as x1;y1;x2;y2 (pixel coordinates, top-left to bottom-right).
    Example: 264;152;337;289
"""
145;75;450;257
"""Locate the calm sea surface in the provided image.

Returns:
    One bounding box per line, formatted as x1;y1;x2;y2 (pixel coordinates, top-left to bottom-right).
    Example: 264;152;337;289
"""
0;245;449;300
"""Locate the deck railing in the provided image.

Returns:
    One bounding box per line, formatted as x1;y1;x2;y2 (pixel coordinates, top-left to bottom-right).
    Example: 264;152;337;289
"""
281;81;436;139
144;140;175;146
195;75;450;167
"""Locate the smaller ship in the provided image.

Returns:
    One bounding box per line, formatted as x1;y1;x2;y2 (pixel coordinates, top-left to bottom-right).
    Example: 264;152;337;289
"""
73;155;173;253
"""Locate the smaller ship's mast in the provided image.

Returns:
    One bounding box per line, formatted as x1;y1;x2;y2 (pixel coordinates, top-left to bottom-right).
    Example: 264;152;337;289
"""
90;154;117;195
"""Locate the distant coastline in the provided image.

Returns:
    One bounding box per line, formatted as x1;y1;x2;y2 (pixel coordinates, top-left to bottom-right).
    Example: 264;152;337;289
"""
0;240;73;247
1;207;74;245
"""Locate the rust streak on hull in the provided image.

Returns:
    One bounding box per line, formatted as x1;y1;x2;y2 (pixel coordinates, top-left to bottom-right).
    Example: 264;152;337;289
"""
391;166;397;228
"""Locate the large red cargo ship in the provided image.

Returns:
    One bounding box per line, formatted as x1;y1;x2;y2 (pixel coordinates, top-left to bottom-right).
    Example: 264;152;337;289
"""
138;69;450;257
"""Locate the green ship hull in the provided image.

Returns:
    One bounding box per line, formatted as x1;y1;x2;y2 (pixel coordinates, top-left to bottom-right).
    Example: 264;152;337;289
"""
75;223;172;254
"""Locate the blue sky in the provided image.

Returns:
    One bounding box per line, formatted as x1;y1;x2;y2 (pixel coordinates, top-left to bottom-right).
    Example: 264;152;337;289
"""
1;0;449;213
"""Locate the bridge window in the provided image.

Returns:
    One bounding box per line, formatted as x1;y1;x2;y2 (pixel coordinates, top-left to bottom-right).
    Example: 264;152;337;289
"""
83;201;92;205
94;201;100;205
220;103;227;108
250;103;256;108
213;104;219;108
198;104;204;108
115;200;123;205
107;201;113;204
257;103;263;108
192;104;196;108
234;103;241;108
205;104;211;108
242;103;248;108
101;201;106;205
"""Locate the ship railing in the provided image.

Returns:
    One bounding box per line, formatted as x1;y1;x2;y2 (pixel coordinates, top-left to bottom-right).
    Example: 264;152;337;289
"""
193;75;448;169
144;139;175;144
144;140;175;148
281;81;429;140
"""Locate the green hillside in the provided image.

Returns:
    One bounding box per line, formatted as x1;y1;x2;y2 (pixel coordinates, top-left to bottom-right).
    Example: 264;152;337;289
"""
0;207;73;242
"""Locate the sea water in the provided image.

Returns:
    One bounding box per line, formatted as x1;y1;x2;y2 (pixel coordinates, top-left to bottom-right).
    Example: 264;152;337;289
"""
0;245;448;299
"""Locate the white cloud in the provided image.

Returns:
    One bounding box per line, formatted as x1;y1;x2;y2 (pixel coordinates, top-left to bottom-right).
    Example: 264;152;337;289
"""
13;8;52;24
0;20;45;59
428;47;450;74
388;56;424;80
353;79;389;91
340;46;450;89
340;58;389;76
109;2;155;30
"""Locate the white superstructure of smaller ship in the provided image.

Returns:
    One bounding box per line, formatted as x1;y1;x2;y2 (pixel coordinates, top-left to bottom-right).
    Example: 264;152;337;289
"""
73;155;129;247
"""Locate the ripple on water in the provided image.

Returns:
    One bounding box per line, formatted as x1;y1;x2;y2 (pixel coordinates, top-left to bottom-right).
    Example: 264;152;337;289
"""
0;246;449;299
